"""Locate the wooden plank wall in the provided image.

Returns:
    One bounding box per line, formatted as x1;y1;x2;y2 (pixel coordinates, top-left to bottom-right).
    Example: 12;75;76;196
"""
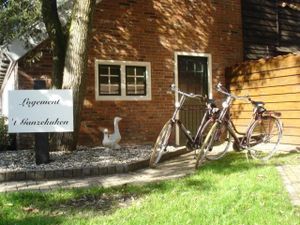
226;53;300;146
242;0;300;60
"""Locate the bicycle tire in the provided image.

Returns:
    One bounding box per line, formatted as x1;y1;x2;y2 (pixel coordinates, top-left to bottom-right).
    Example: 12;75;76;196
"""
247;116;283;161
149;120;173;168
195;122;218;169
200;119;232;161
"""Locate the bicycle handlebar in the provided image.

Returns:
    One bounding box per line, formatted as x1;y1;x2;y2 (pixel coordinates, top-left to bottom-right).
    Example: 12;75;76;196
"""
216;83;251;102
170;84;206;100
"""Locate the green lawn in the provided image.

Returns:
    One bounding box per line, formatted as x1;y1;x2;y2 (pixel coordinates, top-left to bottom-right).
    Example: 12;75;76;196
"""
0;152;299;225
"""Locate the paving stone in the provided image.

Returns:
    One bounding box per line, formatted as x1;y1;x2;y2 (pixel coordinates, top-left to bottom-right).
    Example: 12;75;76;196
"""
123;164;129;173
116;164;124;173
0;173;5;182
26;170;36;180
72;168;83;178
16;181;29;191
15;172;26;181
35;171;45;180
5;172;15;181
82;167;91;176
0;183;7;192
90;167;99;176
4;181;19;192
54;170;64;179
98;167;108;175
107;165;116;174
45;170;56;179
277;165;300;207
127;161;138;171
133;159;148;170
63;169;73;178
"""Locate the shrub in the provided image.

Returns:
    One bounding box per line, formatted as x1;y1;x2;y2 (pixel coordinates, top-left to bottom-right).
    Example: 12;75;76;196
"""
0;115;10;151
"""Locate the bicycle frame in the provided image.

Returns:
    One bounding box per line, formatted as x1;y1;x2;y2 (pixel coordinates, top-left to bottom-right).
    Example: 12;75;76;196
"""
170;91;210;145
212;91;260;148
213;84;276;151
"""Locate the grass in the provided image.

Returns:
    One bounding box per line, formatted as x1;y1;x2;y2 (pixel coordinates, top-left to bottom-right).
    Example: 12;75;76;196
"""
0;152;299;225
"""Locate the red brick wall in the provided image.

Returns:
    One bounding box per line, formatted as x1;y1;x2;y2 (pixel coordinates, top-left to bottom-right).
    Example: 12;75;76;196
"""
18;42;53;90
18;0;243;148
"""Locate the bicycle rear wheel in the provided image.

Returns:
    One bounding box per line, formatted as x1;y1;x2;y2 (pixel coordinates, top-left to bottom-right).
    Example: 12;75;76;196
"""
247;116;282;161
199;119;232;161
149;120;174;168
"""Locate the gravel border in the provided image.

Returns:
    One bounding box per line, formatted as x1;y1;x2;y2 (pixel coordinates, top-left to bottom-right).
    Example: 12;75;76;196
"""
0;145;187;182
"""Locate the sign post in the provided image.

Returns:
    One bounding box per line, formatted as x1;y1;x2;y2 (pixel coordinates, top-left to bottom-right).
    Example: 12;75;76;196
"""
34;80;49;164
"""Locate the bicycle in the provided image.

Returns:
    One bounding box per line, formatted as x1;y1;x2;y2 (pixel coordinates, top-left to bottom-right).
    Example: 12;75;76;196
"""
149;84;224;168
195;83;283;169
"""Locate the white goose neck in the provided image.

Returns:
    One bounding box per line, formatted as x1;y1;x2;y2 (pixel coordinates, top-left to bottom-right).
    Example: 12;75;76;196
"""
114;119;120;132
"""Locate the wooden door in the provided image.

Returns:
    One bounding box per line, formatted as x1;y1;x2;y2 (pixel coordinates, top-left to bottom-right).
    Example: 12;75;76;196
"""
178;55;208;144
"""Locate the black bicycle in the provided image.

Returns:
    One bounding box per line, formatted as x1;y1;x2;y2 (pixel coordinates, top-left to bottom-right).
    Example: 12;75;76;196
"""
149;84;225;168
195;83;283;169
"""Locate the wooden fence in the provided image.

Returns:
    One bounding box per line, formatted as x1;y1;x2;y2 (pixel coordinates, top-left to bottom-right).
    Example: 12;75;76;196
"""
226;53;300;146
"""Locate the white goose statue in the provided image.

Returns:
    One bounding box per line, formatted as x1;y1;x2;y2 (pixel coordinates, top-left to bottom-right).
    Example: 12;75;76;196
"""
102;117;122;149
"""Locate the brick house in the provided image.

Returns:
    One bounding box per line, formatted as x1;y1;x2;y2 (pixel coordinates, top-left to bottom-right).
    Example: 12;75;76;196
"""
1;0;244;149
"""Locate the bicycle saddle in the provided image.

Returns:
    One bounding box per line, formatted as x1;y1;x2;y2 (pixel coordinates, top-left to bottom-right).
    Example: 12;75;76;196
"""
251;100;265;107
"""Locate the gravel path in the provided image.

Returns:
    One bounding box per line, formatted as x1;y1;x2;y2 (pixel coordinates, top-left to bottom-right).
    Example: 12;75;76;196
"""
0;145;152;172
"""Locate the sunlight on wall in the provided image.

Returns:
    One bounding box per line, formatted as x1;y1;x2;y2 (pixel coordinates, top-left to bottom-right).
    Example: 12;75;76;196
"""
154;0;215;52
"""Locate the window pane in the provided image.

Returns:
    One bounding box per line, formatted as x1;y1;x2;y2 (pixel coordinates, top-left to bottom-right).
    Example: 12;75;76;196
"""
110;85;120;95
126;85;135;94
136;86;146;95
126;66;146;96
136;77;145;85
99;64;121;96
195;63;203;73
136;66;146;76
99;65;108;74
126;66;135;76
99;76;108;84
126;77;134;84
110;76;120;84
110;65;121;76
99;84;109;94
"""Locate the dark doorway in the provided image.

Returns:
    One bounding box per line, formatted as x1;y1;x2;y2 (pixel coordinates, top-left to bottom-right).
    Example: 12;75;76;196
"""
178;55;209;144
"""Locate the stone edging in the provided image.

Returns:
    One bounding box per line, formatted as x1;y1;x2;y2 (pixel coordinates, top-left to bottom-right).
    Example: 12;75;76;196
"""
0;148;189;182
276;165;300;206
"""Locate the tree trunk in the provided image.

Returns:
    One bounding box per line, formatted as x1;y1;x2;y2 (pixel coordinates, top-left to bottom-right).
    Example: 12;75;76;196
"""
40;0;67;89
53;0;96;151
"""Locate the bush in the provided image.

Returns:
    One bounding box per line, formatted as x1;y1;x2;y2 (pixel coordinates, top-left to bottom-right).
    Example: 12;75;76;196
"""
0;115;11;151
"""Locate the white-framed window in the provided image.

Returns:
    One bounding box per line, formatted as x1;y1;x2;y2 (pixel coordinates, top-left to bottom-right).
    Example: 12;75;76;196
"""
95;60;152;101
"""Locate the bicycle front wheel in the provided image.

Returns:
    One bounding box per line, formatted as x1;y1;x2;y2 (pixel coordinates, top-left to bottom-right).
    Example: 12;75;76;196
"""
247;116;283;161
195;122;218;169
199;119;232;161
149;120;174;168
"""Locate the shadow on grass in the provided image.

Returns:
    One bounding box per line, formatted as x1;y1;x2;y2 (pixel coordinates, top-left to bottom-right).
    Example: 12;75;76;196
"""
198;152;254;175
0;215;63;225
1;187;140;217
0;176;214;221
183;177;212;191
